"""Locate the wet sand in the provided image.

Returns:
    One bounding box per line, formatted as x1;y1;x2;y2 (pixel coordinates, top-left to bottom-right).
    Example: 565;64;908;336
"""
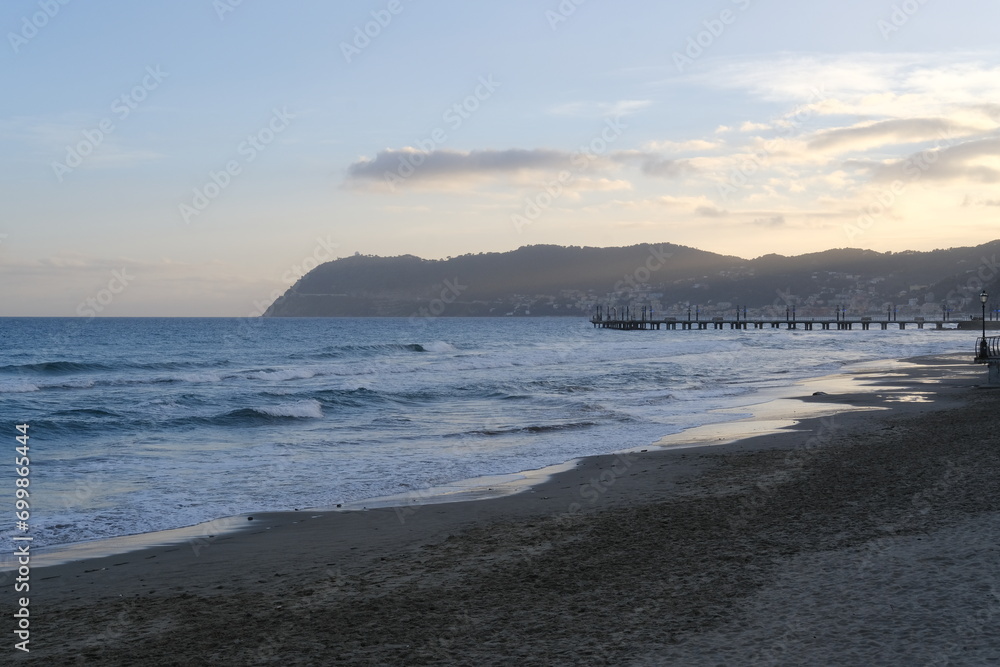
5;353;999;665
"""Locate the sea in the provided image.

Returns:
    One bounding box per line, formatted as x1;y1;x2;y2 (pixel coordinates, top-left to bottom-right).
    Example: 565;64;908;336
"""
0;316;968;555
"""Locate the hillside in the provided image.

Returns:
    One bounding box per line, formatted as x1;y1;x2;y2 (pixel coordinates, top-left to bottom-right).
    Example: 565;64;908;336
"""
263;241;1000;318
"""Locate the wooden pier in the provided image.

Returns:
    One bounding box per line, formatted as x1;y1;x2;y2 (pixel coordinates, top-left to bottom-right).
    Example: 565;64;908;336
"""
591;317;950;331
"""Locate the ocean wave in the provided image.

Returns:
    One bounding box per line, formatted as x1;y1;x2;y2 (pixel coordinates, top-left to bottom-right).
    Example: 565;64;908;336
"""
201;400;325;425
423;340;457;353
247;368;318;382
457;420;600;437
42;378;96;390
52;408;120;418
299;343;430;359
253;400;324;419
0;381;40;393
0;359;230;375
176;372;228;384
0;360;111;374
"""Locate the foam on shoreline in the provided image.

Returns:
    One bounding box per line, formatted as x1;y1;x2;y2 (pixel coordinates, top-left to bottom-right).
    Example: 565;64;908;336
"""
7;351;978;572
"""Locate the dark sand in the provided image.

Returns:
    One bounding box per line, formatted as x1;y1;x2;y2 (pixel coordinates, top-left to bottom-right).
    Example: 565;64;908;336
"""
4;354;999;665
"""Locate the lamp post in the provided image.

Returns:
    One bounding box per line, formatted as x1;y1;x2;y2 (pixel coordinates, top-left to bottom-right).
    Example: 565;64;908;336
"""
981;290;989;339
979;290;989;360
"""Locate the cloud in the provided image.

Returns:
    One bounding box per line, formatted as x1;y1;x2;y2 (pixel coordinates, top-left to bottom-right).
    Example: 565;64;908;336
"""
646;138;722;153
346;148;576;187
961;195;1000;207
695;205;727;217
611;150;695;178
549;99;651;118
640;156;694;178
751;215;786;227
696;52;1000;123
807;118;983;152
873;136;1000;184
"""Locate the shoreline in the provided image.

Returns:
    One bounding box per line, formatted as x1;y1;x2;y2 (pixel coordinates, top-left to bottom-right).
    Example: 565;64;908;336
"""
7;351;999;663
5;350;976;571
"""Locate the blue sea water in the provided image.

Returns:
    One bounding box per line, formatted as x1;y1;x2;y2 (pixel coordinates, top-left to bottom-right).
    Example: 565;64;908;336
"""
0;317;967;552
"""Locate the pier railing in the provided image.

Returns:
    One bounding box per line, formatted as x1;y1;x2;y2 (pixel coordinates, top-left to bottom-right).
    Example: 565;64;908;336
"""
975;336;1000;362
975;336;1000;384
589;317;950;331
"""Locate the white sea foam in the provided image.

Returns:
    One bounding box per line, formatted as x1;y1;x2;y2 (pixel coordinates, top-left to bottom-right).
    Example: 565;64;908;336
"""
3;318;970;553
253;399;323;419
0;381;40;393
178;372;225;384
423;340;458;353
249;368;318;382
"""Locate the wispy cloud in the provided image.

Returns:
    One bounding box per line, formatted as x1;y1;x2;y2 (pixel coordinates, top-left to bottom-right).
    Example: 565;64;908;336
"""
646;138;722;153
549;99;651;118
808;118;984;152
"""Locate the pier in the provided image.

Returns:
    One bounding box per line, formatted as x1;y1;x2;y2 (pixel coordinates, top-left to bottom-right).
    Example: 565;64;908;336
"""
591;317;950;331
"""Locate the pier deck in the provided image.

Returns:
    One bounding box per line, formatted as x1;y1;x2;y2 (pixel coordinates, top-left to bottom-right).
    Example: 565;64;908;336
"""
591;318;949;331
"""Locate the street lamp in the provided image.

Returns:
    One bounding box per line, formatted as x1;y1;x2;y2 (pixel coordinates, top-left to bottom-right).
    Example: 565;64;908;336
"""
979;290;989;360
981;290;989;340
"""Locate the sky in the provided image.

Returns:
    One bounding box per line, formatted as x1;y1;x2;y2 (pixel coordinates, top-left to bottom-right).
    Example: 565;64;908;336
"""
2;0;1000;316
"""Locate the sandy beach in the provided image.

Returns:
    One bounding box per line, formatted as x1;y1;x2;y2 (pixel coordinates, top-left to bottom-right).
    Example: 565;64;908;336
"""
5;353;1000;665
